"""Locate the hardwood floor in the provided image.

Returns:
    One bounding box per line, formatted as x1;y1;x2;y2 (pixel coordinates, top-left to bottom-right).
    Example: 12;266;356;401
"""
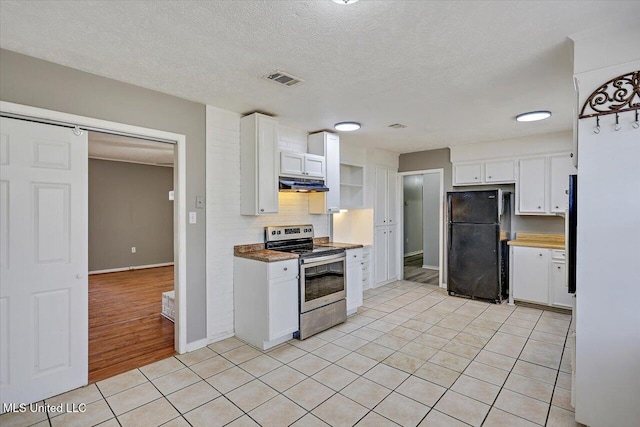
403;253;440;285
89;266;175;383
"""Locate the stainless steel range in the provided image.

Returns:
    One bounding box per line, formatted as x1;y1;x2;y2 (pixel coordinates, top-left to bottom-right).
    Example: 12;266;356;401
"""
265;225;347;339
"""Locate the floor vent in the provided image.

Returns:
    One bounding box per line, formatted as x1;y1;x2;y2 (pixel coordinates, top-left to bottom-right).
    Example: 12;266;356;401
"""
263;70;304;87
388;123;408;129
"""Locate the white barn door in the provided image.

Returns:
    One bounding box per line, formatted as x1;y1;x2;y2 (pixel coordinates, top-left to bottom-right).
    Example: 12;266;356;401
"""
0;117;88;407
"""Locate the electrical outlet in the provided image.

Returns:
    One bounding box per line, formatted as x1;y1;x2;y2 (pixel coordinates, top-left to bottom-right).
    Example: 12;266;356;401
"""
131;247;136;253
189;212;197;224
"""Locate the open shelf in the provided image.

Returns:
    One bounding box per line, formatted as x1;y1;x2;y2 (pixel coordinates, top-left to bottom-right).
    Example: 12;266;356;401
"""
340;163;364;209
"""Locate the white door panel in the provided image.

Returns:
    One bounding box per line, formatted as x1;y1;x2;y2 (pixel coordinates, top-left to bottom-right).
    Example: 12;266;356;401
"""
0;117;88;407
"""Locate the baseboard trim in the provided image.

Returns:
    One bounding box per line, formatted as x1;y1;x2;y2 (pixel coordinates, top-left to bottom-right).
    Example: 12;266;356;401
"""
207;331;235;346
89;262;174;275
184;337;209;353
404;250;424;258
421;265;439;270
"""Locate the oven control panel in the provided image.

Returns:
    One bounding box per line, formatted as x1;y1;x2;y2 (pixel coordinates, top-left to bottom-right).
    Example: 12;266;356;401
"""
265;225;314;242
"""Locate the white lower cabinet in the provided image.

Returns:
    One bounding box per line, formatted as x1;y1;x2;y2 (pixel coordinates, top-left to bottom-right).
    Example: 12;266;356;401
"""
346;248;363;315
375;226;398;286
234;257;299;350
511;246;571;308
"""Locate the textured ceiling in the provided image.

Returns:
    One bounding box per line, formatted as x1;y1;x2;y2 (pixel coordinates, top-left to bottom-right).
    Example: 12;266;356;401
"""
1;1;638;153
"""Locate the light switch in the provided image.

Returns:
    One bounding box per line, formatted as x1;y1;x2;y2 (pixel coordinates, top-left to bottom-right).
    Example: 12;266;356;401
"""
189;211;197;224
196;196;204;209
169;190;174;201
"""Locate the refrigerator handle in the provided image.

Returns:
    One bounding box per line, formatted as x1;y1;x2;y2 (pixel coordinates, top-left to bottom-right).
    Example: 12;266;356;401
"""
448;223;452;250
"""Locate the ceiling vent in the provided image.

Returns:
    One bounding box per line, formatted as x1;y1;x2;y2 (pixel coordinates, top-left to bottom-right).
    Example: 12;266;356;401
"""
388;123;408;129
263;70;304;87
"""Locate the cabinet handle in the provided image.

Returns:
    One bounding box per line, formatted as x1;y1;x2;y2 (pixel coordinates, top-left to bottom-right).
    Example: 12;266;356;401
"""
361;262;364;265
557;266;562;270
537;206;541;209
389;219;393;223
474;177;478;180
284;267;288;271
539;254;543;257
555;206;559;209
565;189;569;195
488;176;492;179
383;220;386;223
260;208;264;212
296;275;300;279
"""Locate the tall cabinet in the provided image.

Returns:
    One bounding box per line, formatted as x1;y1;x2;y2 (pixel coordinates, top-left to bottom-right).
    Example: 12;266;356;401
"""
308;132;340;214
374;165;398;286
240;113;279;215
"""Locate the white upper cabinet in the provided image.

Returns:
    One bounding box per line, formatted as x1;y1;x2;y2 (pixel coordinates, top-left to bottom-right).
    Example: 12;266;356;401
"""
241;113;279;215
517;157;547;214
280;150;325;179
549;153;577;213
516;153;575;216
453;159;516;186
454;163;483;185
304;154;325;178
280;151;305;177
387;169;397;225
485;159;516;183
308;132;340;214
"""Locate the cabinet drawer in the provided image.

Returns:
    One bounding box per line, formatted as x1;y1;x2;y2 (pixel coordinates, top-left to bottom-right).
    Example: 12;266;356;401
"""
268;259;299;281
347;248;363;263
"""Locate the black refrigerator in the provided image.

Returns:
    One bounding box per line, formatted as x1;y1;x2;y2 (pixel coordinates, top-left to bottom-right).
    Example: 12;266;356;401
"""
447;190;511;303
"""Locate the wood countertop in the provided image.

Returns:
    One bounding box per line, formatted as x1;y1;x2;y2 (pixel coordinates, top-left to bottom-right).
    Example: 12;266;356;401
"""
507;233;565;250
234;238;363;262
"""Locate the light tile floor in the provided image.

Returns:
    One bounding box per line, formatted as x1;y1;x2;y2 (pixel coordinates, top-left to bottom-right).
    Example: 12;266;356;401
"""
1;281;584;427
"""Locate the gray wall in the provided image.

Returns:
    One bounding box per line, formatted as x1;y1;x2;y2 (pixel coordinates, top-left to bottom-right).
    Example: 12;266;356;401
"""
0;49;207;343
403;175;423;254
422;173;440;268
89;159;174;271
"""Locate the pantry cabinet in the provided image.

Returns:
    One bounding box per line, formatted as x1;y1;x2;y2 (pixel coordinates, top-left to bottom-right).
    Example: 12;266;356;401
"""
234;258;299;350
375;166;397;226
240;113;279;215
374;226;398;286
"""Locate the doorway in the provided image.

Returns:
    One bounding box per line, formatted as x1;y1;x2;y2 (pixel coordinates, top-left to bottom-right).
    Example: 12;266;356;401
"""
88;132;176;382
0;100;187;406
400;169;444;287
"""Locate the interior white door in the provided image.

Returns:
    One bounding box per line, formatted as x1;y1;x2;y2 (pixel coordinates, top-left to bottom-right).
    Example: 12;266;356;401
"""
0;118;88;407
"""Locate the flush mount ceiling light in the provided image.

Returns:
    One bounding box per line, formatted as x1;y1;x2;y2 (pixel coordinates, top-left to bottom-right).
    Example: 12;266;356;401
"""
332;0;359;4
516;110;552;122
334;122;361;131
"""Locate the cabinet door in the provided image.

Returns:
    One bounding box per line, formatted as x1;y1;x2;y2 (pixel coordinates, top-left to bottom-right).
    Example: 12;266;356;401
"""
550;262;572;308
304;154;325;178
269;276;299;340
374;227;388;284
324;135;340;212
280;151;305;177
374;168;388;226
549;154;576;214
257;116;279;214
387;169;397;225
512;246;549;304
485;160;515;183
454;163;482;185
518;157;546;214
346;261;363;312
387;226;398;281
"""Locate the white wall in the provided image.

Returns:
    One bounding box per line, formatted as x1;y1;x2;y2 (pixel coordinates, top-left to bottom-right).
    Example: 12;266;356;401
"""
403;175;423;255
572;26;640;427
422;173;440;269
205;106;330;342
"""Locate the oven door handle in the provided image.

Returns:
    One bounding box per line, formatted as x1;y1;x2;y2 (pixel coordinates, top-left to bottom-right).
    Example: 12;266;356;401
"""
300;254;346;266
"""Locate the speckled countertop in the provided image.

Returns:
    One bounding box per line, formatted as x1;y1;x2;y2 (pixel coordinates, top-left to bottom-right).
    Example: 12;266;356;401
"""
507;232;565;250
234;237;363;262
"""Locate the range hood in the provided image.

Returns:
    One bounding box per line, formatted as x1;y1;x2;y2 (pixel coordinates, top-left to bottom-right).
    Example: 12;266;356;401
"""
279;176;329;193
